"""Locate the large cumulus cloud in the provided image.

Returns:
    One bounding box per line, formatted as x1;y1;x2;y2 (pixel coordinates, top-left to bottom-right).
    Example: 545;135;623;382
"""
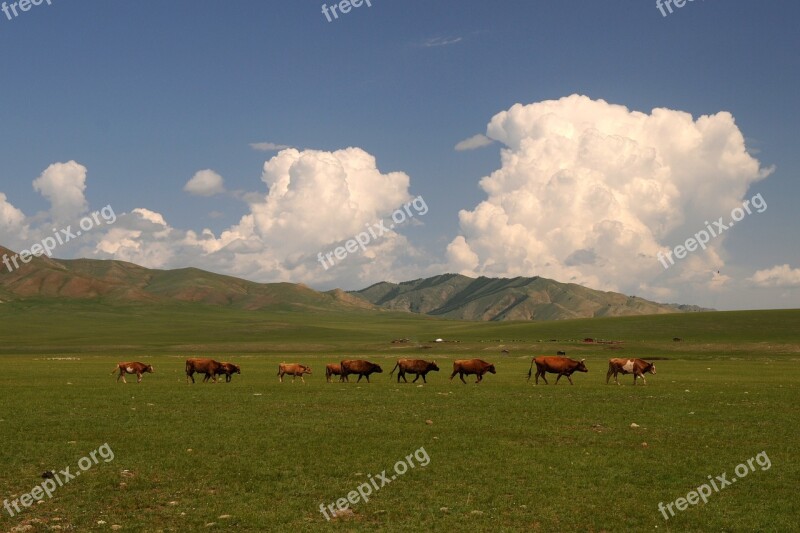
447;94;773;297
94;147;424;287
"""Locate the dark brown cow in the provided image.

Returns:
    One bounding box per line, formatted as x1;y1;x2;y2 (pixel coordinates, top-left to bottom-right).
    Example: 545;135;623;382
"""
278;363;312;383
449;359;496;384
185;358;222;384
215;362;241;383
325;363;345;383
556;350;566;356
606;358;656;385
528;356;588;385
389;359;440;383
340;360;383;383
111;362;153;384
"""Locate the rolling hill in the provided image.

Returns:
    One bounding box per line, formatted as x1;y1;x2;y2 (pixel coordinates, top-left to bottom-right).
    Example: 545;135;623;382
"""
0;245;707;320
351;273;709;321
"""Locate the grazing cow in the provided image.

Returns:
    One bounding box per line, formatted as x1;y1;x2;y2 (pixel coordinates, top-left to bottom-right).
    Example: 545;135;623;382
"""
389;359;440;383
340;360;383;383
325;363;345;383
215;362;241;383
528;356;588;385
111;362;154;384
185;358;222;384
606;358;656;385
556;350;566;356
278;363;312;383
449;359;496;384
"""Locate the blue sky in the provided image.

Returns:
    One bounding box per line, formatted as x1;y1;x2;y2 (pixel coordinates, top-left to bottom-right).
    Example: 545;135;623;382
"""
0;0;798;310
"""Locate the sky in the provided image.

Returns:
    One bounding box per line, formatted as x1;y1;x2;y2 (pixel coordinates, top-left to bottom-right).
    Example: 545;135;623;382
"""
0;0;798;311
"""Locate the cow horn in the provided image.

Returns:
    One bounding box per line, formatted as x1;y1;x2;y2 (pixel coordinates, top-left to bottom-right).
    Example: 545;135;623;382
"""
580;358;585;362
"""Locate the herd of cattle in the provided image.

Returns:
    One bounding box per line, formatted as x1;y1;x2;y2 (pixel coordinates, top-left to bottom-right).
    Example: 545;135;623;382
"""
111;356;657;385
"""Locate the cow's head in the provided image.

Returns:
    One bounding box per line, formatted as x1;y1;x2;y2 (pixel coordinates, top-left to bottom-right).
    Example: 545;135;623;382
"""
232;364;241;374
646;362;656;375
487;364;497;374
303;366;312;374
429;361;440;372
146;365;155;373
576;359;588;372
373;364;383;373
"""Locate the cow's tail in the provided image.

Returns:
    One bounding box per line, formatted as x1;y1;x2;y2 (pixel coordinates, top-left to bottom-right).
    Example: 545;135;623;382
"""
110;364;119;375
389;362;399;376
527;358;534;381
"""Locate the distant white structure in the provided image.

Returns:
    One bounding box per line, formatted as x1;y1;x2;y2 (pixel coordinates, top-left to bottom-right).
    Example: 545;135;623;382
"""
435;338;443;343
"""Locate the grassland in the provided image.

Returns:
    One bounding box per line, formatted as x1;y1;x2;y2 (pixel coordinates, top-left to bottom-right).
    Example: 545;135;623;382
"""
0;303;798;531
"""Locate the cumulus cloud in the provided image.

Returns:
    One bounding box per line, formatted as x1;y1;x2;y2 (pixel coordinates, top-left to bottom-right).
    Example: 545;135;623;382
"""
455;134;494;151
249;142;291;152
184;169;225;196
32;161;88;223
447;94;773;297
748;264;800;288
95;147;423;287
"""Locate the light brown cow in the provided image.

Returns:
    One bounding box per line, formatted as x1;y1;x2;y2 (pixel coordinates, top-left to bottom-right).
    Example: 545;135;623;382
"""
278;363;312;383
111;362;154;384
325;363;345;383
528;356;588;385
389;359;440;383
449;359;496;384
340;360;383;383
606;358;656;385
185;358;222;384
215;362;241;383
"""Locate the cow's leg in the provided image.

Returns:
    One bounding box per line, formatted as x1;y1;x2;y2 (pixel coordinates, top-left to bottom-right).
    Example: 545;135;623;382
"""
566;374;574;385
449;370;457;381
301;375;306;384
279;372;284;383
116;370;123;382
606;367;613;384
137;372;143;383
356;375;363;383
421;374;428;384
476;373;482;384
121;372;127;384
555;373;562;384
227;374;232;383
459;372;467;384
540;372;548;385
365;375;371;383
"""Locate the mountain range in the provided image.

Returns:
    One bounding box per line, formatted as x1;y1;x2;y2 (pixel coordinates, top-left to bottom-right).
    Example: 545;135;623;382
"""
0;245;709;320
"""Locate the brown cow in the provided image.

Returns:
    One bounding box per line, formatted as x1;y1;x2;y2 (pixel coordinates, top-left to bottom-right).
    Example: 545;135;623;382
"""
278;363;312;383
111;362;154;384
449;359;496;384
185;358;222;384
325;363;345;383
389;359;440;383
215;362;241;383
340;360;383;383
606;358;656;385
528;356;588;385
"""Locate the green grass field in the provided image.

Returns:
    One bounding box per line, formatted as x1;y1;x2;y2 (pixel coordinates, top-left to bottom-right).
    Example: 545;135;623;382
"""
0;304;798;531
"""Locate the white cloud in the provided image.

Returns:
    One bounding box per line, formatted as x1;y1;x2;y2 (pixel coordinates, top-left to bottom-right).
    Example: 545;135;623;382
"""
32;161;88;223
95;147;423;287
184;170;225;196
748;264;800;288
249;142;291;152
447;94;773;298
422;36;463;47
455;134;494;151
